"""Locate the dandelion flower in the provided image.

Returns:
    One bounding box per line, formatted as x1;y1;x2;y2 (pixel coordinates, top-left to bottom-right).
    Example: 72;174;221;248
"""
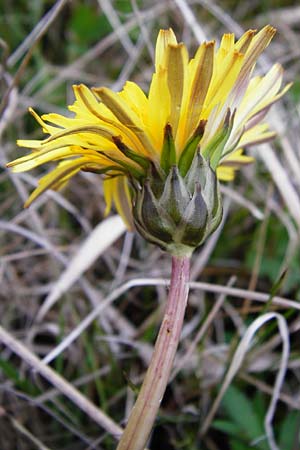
8;26;289;255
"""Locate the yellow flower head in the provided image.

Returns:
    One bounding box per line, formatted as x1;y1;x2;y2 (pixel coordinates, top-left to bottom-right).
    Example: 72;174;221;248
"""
8;26;289;252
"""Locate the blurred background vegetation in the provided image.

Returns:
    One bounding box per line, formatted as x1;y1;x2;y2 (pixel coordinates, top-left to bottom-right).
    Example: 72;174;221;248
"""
1;1;300;449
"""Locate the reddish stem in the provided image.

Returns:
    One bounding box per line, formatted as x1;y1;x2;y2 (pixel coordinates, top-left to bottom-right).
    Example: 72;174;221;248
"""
117;255;190;450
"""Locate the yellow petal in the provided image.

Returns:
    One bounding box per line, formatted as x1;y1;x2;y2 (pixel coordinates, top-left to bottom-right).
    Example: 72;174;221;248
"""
218;33;234;54
41;112;87;129
72;84;109;120
239;124;276;147
103;176;134;229
235;29;256;53
166;43;188;136
155;28;177;71
10;145;109;173
205;50;244;116
147;69;171;151
28;108;62;135
24;157;99;207
9;147;76;172
216;166;235;181
97;87;155;156
182;41;215;143
223;148;254;164
97;87;142;131
118;81;148;117
17;139;44;149
238;64;283;123
217;148;254;180
76;84;147;152
239;25;276;78
43;125;114;145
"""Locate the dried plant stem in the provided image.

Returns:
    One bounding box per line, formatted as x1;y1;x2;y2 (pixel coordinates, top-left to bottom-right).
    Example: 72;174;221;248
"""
117;255;190;450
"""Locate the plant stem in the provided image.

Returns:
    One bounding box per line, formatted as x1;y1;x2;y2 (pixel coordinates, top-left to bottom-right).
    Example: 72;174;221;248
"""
116;255;190;450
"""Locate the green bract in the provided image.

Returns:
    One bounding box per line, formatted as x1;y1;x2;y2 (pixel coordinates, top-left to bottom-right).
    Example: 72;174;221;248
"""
132;146;223;257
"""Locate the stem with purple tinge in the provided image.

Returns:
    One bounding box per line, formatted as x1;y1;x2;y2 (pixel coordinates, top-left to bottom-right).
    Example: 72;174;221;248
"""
116;255;191;450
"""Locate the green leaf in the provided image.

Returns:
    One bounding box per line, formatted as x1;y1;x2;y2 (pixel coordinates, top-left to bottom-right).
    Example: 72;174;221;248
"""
221;385;268;450
231;438;252;450
289;80;300;104
115;0;134;13
0;358;39;395
70;5;112;44
212;419;241;436
278;411;299;450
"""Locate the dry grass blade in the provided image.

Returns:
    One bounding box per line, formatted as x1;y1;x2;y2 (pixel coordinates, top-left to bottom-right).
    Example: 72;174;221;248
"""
34;2;173;98
36;215;126;321
97;0;135;55
189;281;300;311
174;0;207;41
0;408;51;450
258;144;300;227
221;185;264;220
0;325;123;440
7;0;69;67
40;277;298;367
200;312;290;450
0;75;18;137
40;278;158;366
